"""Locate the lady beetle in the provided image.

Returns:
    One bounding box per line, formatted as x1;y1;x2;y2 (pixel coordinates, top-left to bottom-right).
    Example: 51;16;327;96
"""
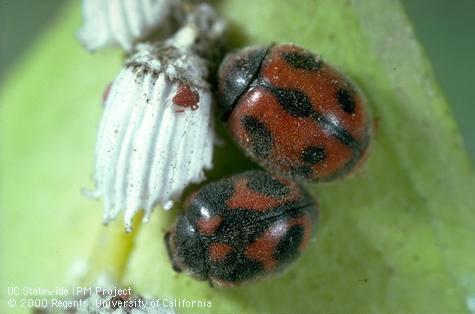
165;170;317;287
217;44;372;182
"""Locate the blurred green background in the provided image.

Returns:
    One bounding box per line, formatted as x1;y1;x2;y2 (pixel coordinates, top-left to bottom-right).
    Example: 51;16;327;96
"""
0;0;474;160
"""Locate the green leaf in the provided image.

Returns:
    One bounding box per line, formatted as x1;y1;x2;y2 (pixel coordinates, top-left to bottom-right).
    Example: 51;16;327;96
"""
1;1;474;313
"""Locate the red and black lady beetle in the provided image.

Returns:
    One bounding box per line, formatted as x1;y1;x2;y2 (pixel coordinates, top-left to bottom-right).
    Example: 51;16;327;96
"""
217;44;372;182
165;170;317;287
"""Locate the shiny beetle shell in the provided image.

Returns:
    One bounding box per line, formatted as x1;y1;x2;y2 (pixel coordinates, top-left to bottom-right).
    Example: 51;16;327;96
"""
218;44;372;182
165;170;317;287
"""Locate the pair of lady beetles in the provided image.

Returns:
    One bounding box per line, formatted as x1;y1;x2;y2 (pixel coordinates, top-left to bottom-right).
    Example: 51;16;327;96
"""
166;44;372;286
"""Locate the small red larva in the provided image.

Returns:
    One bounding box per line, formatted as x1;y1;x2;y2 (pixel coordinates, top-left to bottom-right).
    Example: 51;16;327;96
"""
172;84;200;112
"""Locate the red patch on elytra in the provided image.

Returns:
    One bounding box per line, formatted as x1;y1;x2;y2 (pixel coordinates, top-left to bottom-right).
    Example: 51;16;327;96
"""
226;178;300;211
172;84;200;113
208;243;233;262
245;230;280;272
196;216;223;236
244;213;313;272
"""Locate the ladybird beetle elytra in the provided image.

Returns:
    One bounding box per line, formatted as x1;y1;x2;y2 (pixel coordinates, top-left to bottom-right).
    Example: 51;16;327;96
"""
218;44;373;182
165;170;317;287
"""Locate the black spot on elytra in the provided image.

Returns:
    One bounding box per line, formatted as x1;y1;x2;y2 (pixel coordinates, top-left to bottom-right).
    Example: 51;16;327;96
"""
290;165;313;179
246;171;290;198
263;83;314;118
301;146;327;165
336;88;356;114
241;116;273;159
274;224;304;264
282;51;322;71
